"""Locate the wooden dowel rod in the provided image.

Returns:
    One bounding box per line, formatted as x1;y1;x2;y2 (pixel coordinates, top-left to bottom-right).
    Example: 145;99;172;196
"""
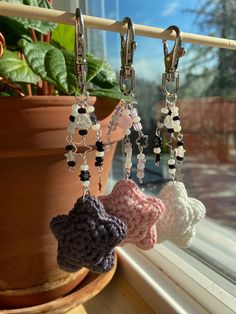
1;2;236;50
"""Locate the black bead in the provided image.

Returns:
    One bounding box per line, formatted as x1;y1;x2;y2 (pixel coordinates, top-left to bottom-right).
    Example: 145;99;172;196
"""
176;156;184;161
173;116;180;121
167;128;174;133
68;160;76;167
153;136;162;147
79;129;88;136
168;164;176;169
96;141;104;151
90;113;97;124
78;107;86;113
96;157;103;162
177;141;184;146
155;154;161;162
95;161;103;167
96;141;103;146
79;170;91;181
160;115;165;123
65;144;73;151
69;115;75;122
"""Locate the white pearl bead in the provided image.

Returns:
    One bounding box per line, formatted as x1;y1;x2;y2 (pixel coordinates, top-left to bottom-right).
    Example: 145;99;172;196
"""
80;164;89;171
86;105;95;113
171;106;179;114
137;153;145;160
164;116;173;128
124;129;131;136
91;123;100;131
76;114;92;130
81;180;90;187
96;151;104;157
168;168;176;175
125;162;132;169
153;147;161;154
161;107;169;114
72;104;79;111
133;116;141;123
137;163;145;170
137;172;145;179
174;124;182;132
168;158;175;165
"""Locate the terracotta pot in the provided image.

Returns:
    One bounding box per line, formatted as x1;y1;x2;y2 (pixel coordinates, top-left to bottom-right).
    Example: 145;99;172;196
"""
0;96;123;309
0;254;117;314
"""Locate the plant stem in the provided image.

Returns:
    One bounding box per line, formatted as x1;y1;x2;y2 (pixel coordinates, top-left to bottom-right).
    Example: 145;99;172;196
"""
48;84;54;95
31;29;37;42
40;34;44;42
45;33;50;43
20;52;33;96
26;83;32;96
42;81;48;95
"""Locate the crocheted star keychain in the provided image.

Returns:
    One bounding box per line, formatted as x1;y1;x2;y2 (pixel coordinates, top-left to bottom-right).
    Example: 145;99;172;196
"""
50;9;127;273
156;181;205;247
100;17;165;250
99;179;165;250
154;25;205;247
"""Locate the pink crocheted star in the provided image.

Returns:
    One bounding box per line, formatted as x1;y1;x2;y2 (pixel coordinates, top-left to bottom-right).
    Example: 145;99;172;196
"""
99;179;165;250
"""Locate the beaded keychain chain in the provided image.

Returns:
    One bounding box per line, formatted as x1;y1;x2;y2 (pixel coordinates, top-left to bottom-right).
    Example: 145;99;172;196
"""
154;26;206;248
153;25;186;180
106;17;148;183
65;9;104;193
50;9;127;273
99;17;165;251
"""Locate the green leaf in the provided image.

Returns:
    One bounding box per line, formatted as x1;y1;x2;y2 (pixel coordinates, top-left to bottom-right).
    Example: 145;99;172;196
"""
0;15;31;47
62;50;77;94
86;54;104;82
19;39;55;83
91;60;117;88
0;49;39;84
0;0;56;34
88;87;124;100
51;24;75;52
45;48;68;93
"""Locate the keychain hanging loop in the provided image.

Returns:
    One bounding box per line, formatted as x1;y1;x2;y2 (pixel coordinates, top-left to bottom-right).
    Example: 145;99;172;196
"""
75;8;87;94
119;17;137;96
162;25;185;96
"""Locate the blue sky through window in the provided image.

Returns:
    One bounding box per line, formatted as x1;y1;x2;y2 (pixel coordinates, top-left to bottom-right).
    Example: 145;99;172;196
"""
104;0;202;81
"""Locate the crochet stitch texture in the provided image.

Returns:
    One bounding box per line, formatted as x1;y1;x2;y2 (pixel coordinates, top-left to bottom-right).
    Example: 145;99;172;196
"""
50;195;127;273
157;181;206;247
99;179;165;250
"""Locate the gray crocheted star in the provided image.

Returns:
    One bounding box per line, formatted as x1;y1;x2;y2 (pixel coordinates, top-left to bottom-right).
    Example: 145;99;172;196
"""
50;195;127;273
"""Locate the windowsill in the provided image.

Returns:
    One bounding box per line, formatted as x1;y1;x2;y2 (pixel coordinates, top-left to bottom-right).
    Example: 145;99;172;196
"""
116;218;236;314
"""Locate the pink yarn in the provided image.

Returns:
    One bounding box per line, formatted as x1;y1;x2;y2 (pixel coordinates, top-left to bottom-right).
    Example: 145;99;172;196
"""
99;179;165;250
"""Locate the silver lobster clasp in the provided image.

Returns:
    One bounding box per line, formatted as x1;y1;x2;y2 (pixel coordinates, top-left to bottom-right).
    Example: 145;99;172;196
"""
162;25;185;95
119;17;137;96
75;8;87;94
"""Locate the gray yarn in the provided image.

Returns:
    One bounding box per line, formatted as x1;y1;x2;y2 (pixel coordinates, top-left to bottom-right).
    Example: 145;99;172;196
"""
50;195;127;273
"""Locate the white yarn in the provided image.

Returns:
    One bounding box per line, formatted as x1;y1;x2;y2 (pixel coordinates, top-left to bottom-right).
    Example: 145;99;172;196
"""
156;181;205;247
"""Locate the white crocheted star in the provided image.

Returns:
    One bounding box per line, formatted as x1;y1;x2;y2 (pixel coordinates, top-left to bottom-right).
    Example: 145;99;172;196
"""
156;181;205;247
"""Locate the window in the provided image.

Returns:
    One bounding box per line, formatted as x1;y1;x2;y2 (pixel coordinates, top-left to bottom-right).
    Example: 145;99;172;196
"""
54;0;236;310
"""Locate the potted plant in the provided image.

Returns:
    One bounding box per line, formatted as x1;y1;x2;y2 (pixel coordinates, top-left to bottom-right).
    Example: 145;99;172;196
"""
0;0;123;309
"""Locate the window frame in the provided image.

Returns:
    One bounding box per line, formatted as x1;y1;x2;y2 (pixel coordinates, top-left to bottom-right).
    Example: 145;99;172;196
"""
116;218;236;314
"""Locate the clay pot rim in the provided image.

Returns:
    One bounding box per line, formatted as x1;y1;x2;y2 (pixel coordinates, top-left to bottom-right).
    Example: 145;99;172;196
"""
0;95;119;109
0;269;89;297
1;254;117;314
